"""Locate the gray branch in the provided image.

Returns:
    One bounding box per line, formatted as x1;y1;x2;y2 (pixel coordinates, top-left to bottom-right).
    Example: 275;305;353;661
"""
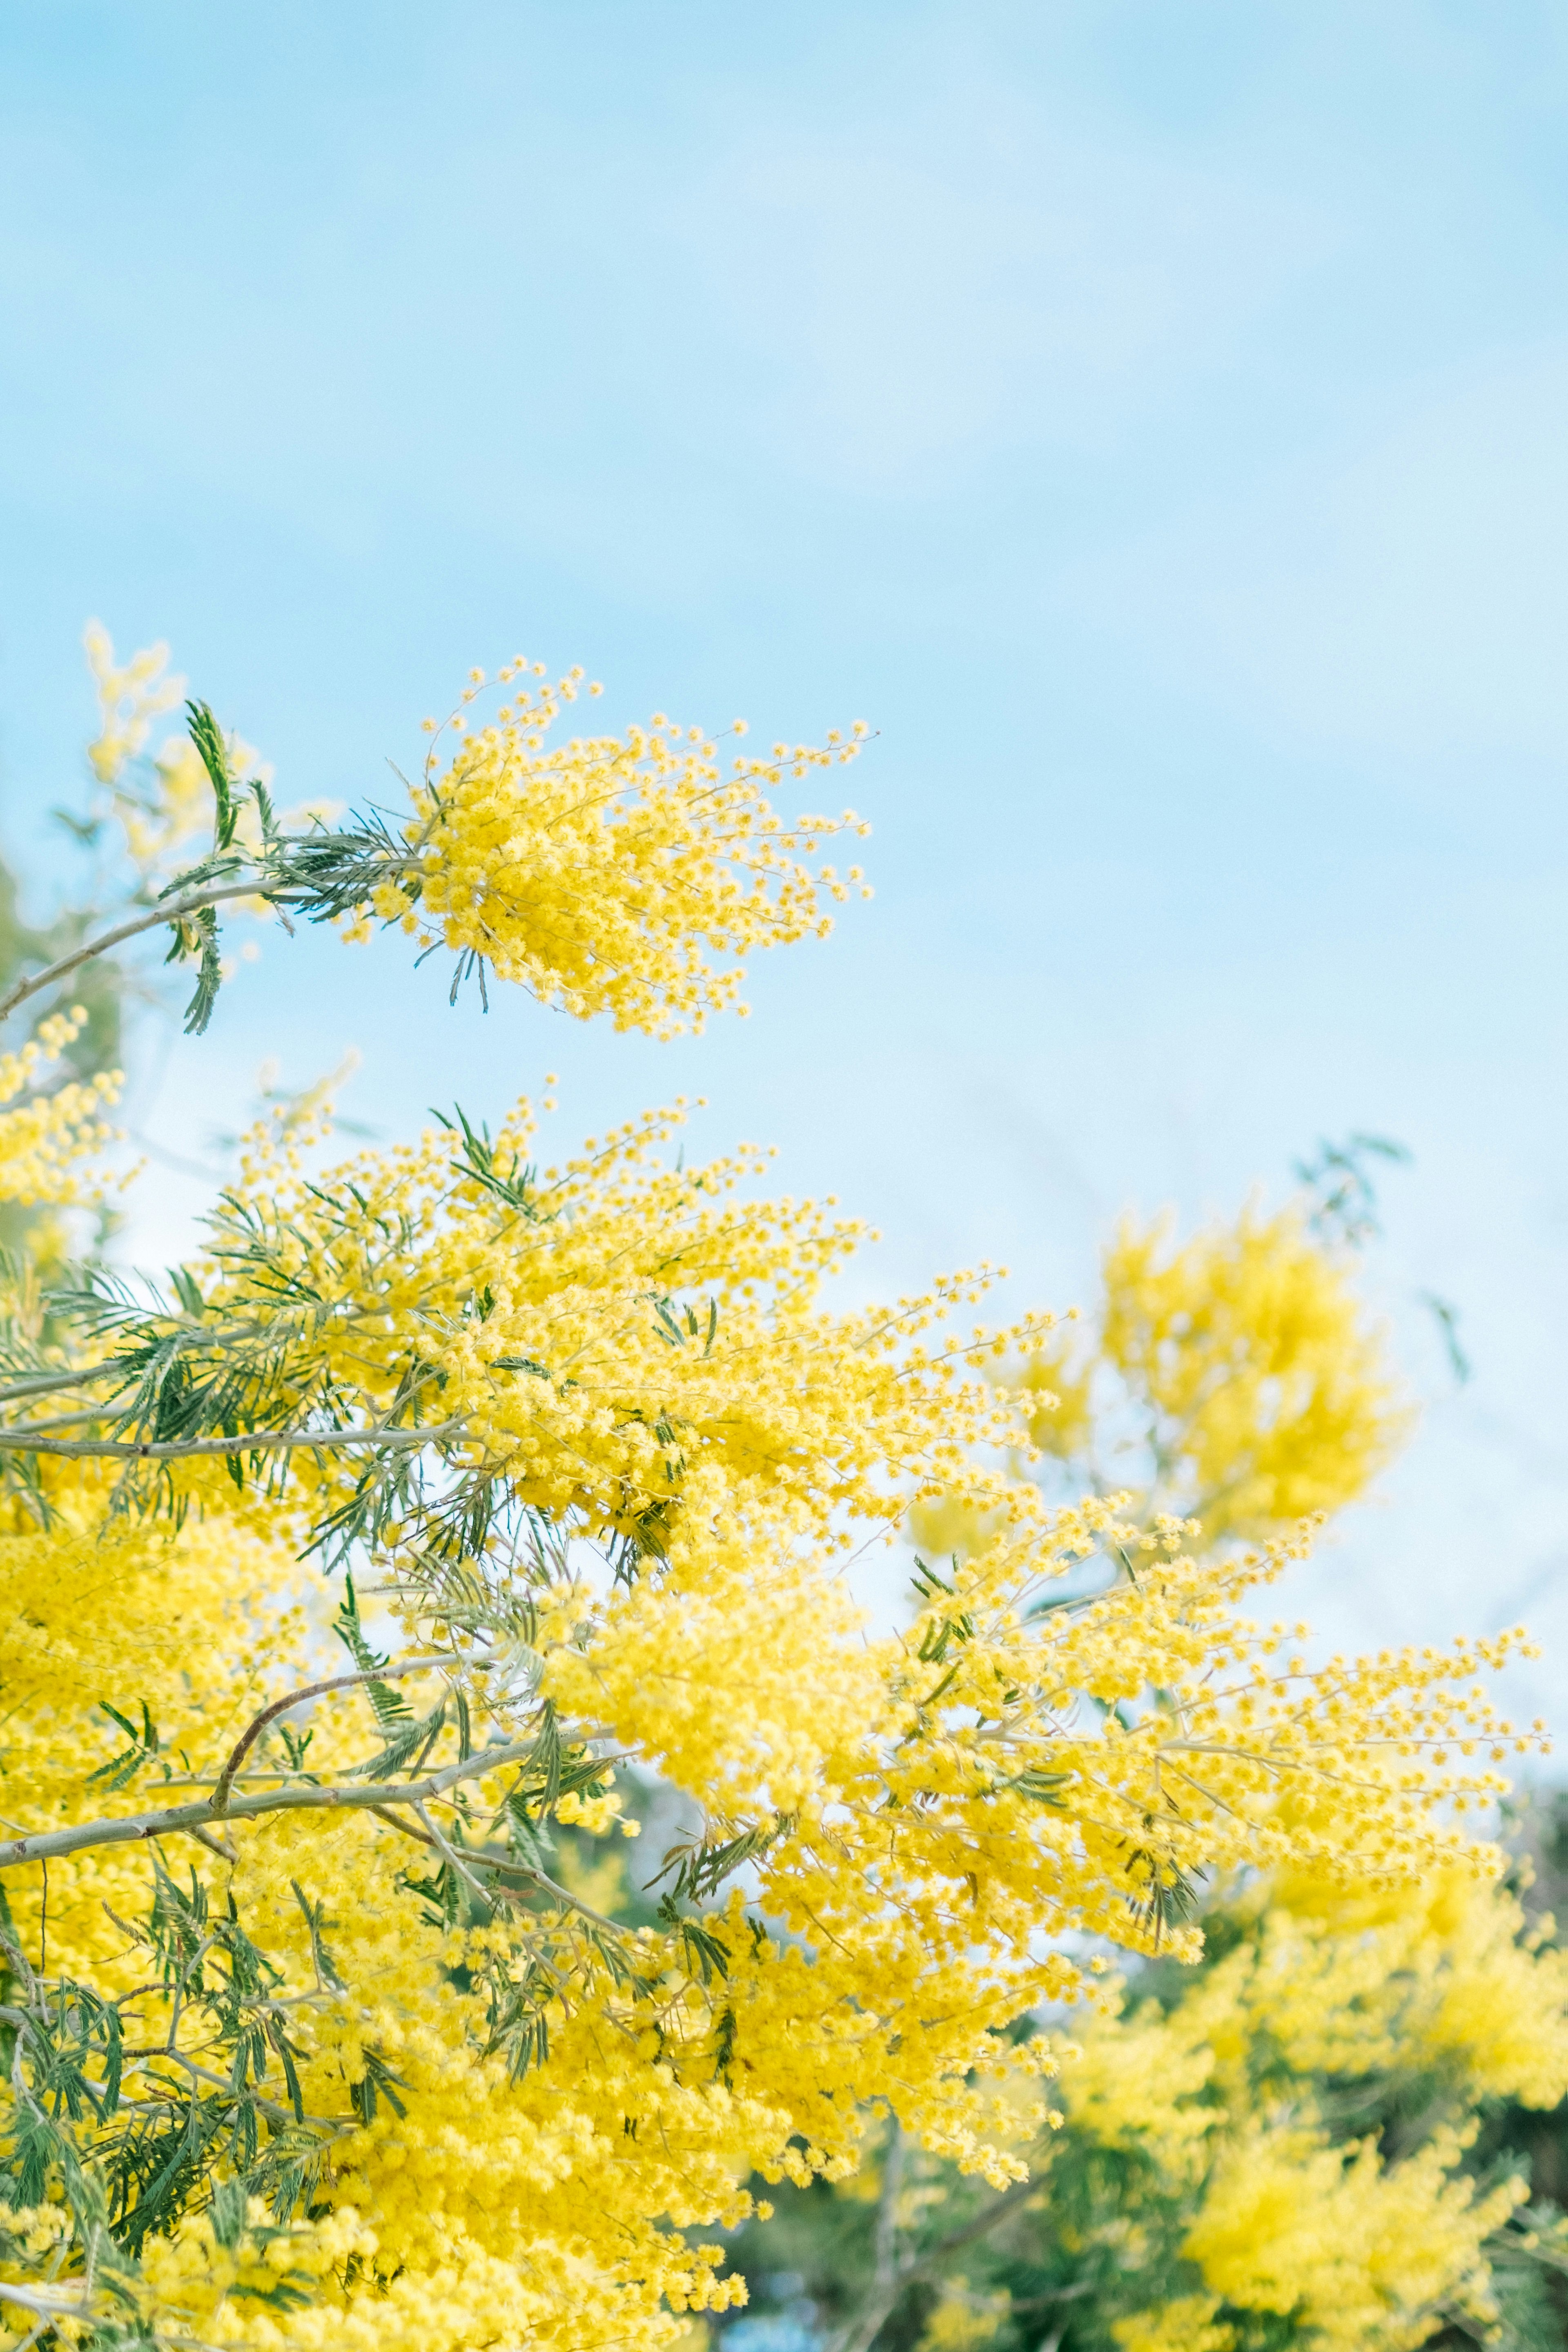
0;1364;125;1409
0;878;270;1026
0;1736;535;1870
0;1417;463;1461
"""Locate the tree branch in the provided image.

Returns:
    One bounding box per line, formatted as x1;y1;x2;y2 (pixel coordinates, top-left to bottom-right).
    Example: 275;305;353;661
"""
917;2171;1047;2265
0;1417;464;1461
0;1364;125;1409
0;879;270;1026
829;2154;1047;2352
0;1737;535;1871
0;2281;91;2323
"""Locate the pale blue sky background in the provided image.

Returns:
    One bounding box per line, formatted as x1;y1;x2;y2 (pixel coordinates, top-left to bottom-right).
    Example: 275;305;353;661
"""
4;2;1568;1719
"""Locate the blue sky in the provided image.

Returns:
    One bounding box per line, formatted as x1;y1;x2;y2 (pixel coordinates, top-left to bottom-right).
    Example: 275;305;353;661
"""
4;2;1568;1718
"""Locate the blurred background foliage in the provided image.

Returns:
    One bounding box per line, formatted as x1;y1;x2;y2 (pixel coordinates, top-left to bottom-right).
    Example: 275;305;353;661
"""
690;1219;1568;2352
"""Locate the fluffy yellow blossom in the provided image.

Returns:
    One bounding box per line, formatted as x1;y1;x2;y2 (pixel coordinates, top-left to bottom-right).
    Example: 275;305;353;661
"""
0;1005;120;1205
355;666;872;1032
1252;1858;1568;2105
913;1203;1405;1569
83;617;185;785
924;2283;1011;2351
1098;1205;1408;1539
1114;2296;1237;2352
1183;2118;1520;2351
746;1180;1558;2352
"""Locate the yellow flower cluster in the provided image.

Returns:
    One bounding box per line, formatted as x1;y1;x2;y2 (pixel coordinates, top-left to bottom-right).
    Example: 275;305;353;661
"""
1238;1860;1568;2105
910;1200;1406;1568
923;2283;1012;2352
83;618;185;786
85;621;320;885
4;1524;1520;2348
1115;2295;1238;2352
869;1517;1538;1953
0;1006;120;1206
0;1520;771;2350
1187;2120;1518;2352
193;1085;1044;1562
1098;1206;1409;1540
0;1299;1537;2349
353;663;871;1033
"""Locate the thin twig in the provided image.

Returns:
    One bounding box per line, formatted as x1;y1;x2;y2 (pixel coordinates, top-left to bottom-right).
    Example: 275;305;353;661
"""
181;1823;238;1866
135;2044;351;2132
0;1363;125;1409
0;2281;92;2321
369;1804;436;1846
212;1658;449;1813
0;879;268;1025
414;1804;628;1935
919;2172;1047;2264
412;1803;497;1909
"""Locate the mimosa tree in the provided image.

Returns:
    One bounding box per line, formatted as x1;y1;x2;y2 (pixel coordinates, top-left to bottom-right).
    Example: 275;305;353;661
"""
0;637;1543;2349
